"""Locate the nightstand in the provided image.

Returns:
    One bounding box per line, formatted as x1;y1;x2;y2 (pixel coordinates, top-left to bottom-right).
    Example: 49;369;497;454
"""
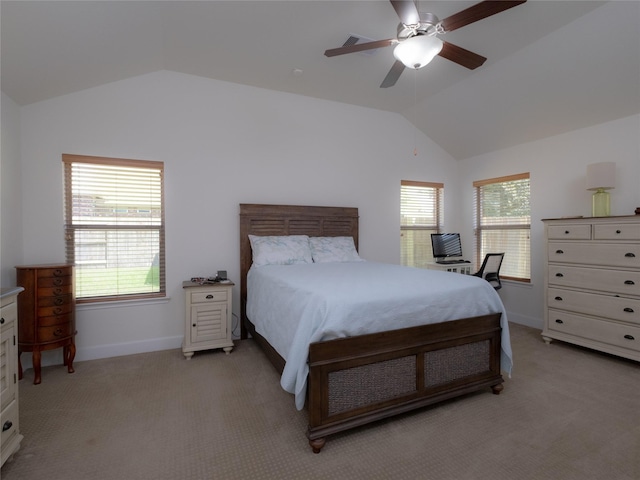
182;281;234;359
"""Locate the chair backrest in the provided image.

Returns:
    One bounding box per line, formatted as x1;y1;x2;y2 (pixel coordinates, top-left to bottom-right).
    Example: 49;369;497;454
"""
475;253;505;290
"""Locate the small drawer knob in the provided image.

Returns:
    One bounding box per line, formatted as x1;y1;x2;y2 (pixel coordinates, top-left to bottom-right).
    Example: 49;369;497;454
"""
555;319;564;324
554;296;563;301
0;317;4;325
624;280;635;285
206;294;214;299
555;273;564;278
555;249;564;254
623;334;635;341
625;252;636;258
2;421;12;432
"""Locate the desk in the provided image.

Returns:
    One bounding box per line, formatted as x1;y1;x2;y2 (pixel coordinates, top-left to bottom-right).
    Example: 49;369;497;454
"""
426;262;473;275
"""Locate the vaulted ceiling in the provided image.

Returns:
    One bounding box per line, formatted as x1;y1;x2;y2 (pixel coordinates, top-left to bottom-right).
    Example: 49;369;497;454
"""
2;1;639;159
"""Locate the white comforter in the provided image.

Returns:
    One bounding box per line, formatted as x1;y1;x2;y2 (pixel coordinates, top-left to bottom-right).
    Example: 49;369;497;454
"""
247;261;513;410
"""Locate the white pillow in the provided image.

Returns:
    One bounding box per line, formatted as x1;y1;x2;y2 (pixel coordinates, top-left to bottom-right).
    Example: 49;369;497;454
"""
249;235;313;266
309;236;363;263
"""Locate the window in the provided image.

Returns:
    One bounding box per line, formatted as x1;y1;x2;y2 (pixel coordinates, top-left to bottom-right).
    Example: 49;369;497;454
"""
401;180;443;268
473;173;530;282
63;154;165;302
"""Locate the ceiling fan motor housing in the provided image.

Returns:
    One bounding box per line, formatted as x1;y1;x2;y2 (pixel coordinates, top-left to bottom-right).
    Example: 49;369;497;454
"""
397;12;441;40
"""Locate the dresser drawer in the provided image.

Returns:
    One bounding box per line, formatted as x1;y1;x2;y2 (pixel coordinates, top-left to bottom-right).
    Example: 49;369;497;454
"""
0;400;20;451
38;284;72;297
548;242;640;268
37;303;73;317
37;313;73;327
37;267;72;279
548;288;640;326
36;275;73;288
547;224;591;240
37;323;73;343
548;309;640;353
593;223;640;240
548;265;640;296
37;293;73;308
191;289;228;304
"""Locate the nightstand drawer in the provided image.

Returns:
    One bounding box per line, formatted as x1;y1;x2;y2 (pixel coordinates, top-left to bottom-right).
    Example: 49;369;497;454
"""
548;288;640;326
548;309;640;352
191;290;228;304
547;224;591;240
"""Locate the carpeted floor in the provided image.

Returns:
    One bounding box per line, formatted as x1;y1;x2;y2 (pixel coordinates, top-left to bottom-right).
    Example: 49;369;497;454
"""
1;323;639;480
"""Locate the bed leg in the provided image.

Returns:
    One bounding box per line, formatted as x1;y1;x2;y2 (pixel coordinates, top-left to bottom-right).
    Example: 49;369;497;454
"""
491;383;504;395
309;437;326;454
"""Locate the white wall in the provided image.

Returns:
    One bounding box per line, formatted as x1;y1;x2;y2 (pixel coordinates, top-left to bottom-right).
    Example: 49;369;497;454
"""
12;70;459;367
458;114;640;328
1;92;24;289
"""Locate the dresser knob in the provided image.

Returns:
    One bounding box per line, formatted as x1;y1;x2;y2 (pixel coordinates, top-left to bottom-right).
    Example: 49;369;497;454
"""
564;230;570;234
2;421;12;432
616;230;621;234
192;324;197;328
0;317;4;324
555;250;564;254
555;319;564;324
206;294;214;299
53;269;63;276
53;278;63;286
554;296;563;301
624;280;635;285
624;308;634;313
555;273;564;277
625;252;636;258
55;297;64;306
624;334;635;341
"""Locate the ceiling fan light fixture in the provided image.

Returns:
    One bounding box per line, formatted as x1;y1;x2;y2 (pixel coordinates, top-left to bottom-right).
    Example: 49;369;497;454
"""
393;34;443;69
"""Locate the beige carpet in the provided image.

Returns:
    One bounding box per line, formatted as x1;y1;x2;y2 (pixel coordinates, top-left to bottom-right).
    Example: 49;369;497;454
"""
2;323;639;480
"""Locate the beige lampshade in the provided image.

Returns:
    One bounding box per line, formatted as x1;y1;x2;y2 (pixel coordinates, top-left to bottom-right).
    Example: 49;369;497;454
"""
586;162;616;191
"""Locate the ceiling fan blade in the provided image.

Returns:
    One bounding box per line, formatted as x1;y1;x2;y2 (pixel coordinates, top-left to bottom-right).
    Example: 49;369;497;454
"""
380;60;405;88
438;42;487;70
324;38;395;57
440;0;527;32
390;0;420;25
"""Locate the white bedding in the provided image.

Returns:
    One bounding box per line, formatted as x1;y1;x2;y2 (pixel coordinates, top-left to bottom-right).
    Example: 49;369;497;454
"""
247;261;513;410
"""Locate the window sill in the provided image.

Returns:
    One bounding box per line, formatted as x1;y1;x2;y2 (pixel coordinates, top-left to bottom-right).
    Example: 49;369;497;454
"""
76;296;170;311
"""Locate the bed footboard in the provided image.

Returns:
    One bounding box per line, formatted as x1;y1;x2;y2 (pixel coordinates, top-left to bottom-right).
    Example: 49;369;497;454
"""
306;314;503;453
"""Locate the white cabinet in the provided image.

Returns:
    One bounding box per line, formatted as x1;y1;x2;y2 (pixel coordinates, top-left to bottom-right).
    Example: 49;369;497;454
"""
542;216;640;361
182;281;234;359
1;287;24;467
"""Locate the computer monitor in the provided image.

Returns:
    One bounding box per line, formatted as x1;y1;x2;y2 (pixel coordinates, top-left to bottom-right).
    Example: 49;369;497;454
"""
431;233;463;259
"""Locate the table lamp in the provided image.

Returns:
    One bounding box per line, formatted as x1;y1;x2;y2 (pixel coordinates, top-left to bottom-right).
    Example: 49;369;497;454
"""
586;162;615;217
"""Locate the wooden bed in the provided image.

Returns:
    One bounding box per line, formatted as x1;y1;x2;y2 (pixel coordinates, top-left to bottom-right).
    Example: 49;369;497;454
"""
239;203;504;453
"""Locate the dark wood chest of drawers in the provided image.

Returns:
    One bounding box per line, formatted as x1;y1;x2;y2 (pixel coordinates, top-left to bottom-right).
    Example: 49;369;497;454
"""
16;264;76;384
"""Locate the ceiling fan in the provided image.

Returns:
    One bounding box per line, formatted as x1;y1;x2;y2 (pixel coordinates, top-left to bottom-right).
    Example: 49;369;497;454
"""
324;0;527;88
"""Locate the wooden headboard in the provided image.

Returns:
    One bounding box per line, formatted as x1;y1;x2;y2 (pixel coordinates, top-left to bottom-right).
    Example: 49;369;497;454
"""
239;204;359;339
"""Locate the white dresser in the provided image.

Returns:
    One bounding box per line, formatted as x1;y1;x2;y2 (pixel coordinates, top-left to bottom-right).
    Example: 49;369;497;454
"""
1;287;24;467
542;216;640;361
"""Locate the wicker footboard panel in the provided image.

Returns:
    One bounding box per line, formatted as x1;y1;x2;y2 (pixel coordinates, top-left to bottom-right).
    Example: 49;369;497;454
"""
306;314;503;452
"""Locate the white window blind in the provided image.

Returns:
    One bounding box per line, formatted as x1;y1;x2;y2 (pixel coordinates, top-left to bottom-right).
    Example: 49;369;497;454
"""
473;173;530;282
401;180;443;268
63;154;165;302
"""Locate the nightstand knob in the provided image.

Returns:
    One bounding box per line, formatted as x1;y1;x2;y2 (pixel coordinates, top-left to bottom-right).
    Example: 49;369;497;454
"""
554;296;563;301
192;324;197;328
2;421;12;432
555;319;564;324
555;249;564;254
616;230;622;234
555;273;564;277
624;334;635;341
0;317;4;324
624;308;634;313
624;280;635;285
625;252;636;258
206;294;214;299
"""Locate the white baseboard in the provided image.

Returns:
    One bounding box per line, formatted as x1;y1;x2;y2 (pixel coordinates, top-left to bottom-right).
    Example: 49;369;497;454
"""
506;311;542;330
19;336;183;372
